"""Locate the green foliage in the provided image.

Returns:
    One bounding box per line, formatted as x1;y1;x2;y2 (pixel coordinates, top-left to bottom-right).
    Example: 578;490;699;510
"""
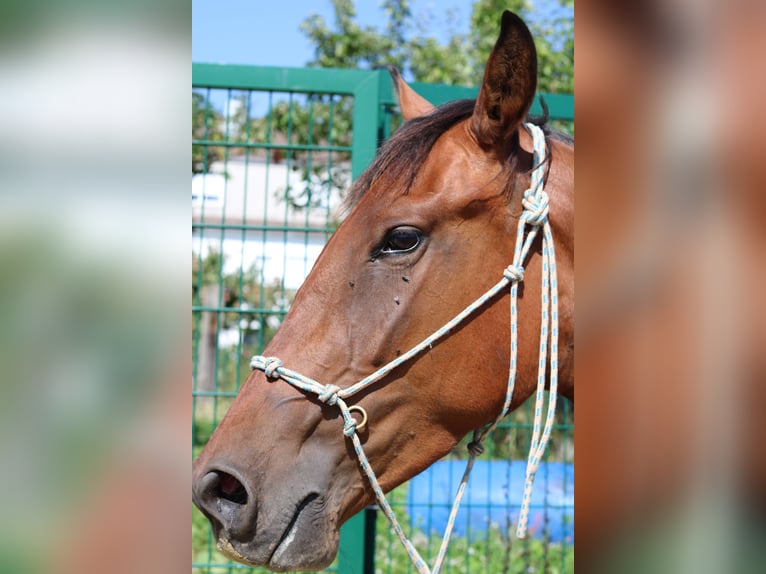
194;89;354;214
300;0;573;92
461;398;574;463
301;0;408;71
469;0;574;93
192;91;225;174
245;94;354;162
375;486;573;573
192;249;296;405
193;417;215;447
192;249;294;329
225;94;348;149
407;33;473;85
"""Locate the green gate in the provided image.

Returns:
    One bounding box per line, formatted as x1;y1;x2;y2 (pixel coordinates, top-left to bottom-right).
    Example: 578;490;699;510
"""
192;64;573;574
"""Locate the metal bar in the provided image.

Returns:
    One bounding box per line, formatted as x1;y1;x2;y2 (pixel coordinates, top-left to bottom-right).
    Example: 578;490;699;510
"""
303;96;315;278
191;139;351;152
280;92;295;310
407;82;573;121
193;391;239;398
193;65;574;122
211;87;234;430
535;92;575;121
325;96;336;230
235;89;253;391
193;63;379;94
351;71;383;179
192;222;336;233
258;90;275;354
337;508;376;574
191;305;287;314
409;81;478;106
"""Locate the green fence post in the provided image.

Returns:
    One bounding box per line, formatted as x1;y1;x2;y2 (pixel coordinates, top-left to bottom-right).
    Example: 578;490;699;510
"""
338;507;376;574
350;70;383;179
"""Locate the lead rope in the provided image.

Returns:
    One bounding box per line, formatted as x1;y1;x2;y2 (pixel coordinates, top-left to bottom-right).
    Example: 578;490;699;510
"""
250;122;558;574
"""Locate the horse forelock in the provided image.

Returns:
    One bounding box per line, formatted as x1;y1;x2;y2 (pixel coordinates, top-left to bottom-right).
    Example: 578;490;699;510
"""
342;97;571;214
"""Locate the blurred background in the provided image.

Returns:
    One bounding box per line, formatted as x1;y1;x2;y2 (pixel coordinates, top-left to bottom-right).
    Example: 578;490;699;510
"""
575;0;766;572
0;1;189;574
0;0;763;573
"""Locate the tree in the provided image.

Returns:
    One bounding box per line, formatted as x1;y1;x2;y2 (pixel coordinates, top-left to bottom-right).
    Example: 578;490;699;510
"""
476;0;573;93
192;249;297;396
192;249;295;341
301;0;471;84
300;0;573;92
246;95;353;158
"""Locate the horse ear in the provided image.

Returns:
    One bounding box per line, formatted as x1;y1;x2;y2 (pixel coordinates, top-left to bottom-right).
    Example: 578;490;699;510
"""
387;66;435;121
470;11;537;149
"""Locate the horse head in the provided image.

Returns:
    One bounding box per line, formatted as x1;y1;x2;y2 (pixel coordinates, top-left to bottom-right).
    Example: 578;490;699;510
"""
193;11;573;571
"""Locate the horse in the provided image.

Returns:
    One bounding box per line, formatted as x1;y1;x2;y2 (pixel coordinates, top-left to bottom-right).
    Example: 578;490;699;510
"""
193;11;574;572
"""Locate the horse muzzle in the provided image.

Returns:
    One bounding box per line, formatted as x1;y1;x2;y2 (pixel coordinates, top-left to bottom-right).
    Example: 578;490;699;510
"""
192;457;341;571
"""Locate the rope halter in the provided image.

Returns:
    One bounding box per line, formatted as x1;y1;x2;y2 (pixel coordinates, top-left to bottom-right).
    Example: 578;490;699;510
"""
261;357;283;379
317;384;341;406
249;122;559;574
521;190;549;226
503;264;524;282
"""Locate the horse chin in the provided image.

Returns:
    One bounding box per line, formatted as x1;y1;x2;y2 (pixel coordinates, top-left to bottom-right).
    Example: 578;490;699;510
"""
266;496;339;572
268;531;338;572
215;539;337;573
215;493;339;572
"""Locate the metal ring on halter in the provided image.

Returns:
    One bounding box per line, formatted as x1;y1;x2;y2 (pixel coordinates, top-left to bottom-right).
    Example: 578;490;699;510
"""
348;405;368;433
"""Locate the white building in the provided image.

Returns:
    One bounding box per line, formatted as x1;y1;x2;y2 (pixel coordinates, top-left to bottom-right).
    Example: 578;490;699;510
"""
192;154;349;290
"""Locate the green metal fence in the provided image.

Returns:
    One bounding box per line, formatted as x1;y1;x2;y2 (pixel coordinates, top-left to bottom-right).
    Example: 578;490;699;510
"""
192;63;573;574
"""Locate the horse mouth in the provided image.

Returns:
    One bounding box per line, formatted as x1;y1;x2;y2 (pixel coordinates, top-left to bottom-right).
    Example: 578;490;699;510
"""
215;492;336;572
267;493;321;567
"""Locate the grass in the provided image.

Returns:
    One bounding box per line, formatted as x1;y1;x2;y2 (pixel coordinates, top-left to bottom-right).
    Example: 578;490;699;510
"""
192;491;573;574
374;483;573;574
374;521;573;574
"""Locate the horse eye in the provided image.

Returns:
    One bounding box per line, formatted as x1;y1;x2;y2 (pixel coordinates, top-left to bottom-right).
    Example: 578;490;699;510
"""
381;227;422;254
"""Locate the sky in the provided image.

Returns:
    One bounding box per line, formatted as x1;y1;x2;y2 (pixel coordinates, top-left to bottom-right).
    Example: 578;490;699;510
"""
192;0;476;68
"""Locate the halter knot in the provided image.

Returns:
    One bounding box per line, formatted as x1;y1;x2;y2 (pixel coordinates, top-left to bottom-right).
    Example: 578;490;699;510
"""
260;357;283;379
342;417;357;437
504;265;524;282
521;190;549;226
318;384;342;406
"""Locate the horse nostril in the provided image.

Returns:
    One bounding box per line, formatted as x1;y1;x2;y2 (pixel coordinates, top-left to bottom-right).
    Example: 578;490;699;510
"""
216;472;248;505
194;469;253;535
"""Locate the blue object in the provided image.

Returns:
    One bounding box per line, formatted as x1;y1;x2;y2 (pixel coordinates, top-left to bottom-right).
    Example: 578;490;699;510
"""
405;461;573;544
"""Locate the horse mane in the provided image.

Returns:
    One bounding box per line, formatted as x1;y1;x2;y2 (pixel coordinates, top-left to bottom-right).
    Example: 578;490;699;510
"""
343;97;572;212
